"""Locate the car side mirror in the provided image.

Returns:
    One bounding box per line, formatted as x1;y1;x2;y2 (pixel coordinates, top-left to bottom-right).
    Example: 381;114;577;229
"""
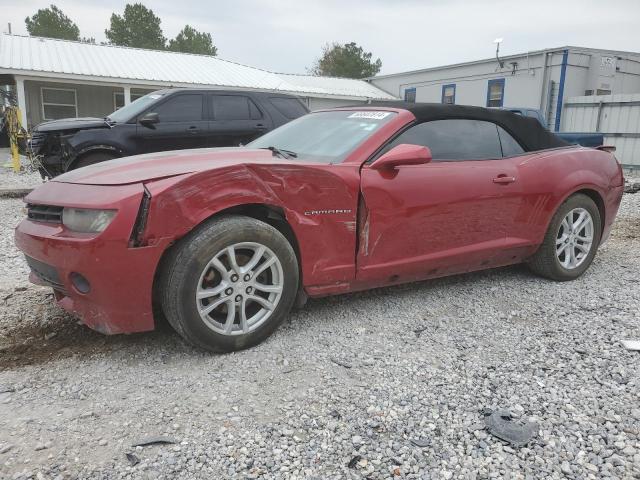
370;144;432;170
139;112;159;128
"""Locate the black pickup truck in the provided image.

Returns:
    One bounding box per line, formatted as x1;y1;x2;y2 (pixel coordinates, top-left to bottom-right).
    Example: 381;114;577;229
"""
28;89;309;178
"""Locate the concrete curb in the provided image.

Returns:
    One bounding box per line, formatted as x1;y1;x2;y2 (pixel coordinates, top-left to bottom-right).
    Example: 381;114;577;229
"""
0;188;34;199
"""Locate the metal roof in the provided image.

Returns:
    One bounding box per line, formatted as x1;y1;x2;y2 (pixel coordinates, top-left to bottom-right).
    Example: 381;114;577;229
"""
275;73;394;100
371;45;640;80
0;34;396;100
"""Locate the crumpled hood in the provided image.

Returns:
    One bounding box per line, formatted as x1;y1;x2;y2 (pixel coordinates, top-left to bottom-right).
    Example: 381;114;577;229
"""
53;148;279;185
34;117;109;132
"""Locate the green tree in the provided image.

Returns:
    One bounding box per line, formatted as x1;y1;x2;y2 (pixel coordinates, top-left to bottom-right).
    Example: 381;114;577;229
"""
25;5;80;41
311;42;382;78
105;3;166;50
168;25;217;56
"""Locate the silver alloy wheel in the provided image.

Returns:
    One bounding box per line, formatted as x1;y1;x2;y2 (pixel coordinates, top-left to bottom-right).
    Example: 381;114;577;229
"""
195;242;284;336
555;207;594;269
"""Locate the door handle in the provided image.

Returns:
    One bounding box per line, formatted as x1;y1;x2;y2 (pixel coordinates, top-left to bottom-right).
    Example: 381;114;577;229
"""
255;124;267;131
187;126;199;134
493;175;516;184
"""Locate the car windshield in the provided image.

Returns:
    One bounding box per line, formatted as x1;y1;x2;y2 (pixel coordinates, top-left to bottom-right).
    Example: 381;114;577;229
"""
106;92;167;123
247;110;397;163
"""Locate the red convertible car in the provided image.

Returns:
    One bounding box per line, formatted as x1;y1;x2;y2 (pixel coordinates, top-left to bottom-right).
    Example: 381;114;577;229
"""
15;103;624;351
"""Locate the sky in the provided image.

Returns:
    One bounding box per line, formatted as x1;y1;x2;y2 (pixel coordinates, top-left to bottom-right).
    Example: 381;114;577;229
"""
3;0;640;75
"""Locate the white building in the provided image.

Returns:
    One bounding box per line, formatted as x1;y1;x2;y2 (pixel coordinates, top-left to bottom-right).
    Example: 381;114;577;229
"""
0;34;396;129
370;46;640;132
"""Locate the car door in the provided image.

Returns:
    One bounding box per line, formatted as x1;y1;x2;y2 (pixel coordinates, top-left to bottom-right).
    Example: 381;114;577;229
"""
208;94;272;147
357;119;524;283
137;93;208;153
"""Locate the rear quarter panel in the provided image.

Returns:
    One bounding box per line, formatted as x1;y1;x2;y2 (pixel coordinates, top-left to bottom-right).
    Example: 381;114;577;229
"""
513;146;623;246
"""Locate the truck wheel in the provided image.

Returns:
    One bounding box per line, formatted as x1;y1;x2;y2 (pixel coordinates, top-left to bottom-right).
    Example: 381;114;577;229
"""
73;151;117;169
527;193;602;281
160;216;299;352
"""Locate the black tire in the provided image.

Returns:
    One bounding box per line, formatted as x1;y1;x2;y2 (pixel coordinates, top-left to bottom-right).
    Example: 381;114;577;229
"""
527;193;602;281
159;216;299;352
73;151;117;170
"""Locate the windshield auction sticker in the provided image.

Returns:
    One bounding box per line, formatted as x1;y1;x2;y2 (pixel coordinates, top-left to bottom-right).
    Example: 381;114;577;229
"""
347;111;392;120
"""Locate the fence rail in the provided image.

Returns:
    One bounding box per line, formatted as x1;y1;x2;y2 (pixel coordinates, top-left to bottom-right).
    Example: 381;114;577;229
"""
561;93;640;168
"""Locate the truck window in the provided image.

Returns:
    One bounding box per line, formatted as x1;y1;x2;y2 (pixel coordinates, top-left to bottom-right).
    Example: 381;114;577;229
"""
212;95;262;121
269;97;307;119
153;94;204;122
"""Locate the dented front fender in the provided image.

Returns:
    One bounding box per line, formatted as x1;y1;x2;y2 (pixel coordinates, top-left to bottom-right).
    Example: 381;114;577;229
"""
143;162;362;287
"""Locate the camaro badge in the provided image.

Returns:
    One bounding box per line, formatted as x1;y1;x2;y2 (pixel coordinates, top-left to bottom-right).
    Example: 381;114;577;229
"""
304;209;352;216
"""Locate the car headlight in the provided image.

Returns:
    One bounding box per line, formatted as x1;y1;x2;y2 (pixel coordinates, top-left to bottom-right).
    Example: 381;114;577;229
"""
62;208;116;233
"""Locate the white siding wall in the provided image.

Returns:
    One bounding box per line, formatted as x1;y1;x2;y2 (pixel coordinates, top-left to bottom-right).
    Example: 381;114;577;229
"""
371;48;640;132
583;53;640;95
372;51;558;109
24;80;125;128
562;94;640;167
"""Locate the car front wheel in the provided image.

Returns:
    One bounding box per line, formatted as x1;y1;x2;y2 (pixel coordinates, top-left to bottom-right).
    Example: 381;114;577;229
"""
160;216;299;352
528;193;602;281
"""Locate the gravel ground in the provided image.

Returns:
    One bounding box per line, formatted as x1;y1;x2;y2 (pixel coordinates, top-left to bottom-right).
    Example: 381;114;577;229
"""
0;198;31;289
0;150;43;190
0;187;638;479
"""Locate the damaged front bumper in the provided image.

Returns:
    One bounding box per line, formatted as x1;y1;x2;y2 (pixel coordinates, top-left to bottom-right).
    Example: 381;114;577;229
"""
28;132;78;178
14;181;169;334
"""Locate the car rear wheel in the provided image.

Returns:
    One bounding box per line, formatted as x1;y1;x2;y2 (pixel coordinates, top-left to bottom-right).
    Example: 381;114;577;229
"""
73;151;117;170
527;193;602;281
160;216;299;352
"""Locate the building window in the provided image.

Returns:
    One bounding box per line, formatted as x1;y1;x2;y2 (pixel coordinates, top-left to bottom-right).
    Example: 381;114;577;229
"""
113;90;150;110
404;87;416;103
41;87;77;120
441;84;456;104
596;89;611;96
486;79;505;107
584;90;594;96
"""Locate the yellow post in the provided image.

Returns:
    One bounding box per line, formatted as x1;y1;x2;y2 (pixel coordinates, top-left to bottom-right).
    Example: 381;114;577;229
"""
10;136;20;172
7;107;22;172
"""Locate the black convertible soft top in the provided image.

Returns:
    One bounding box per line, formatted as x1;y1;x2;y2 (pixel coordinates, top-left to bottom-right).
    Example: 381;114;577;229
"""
364;101;570;152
